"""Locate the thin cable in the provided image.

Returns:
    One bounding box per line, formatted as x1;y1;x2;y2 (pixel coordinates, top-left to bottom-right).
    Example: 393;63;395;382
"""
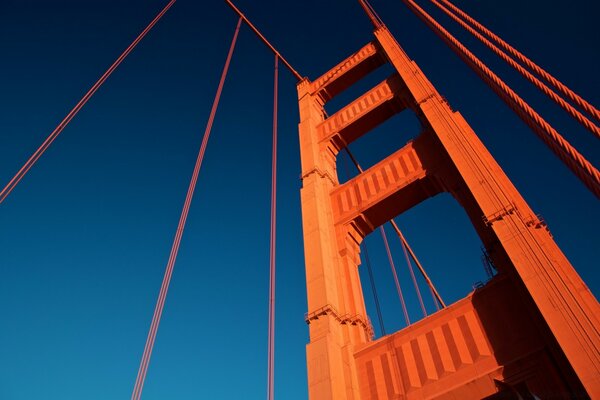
342;146;446;307
435;0;600;124
0;0;176;206
339;149;387;335
130;17;242;400
430;0;600;139
430;286;441;311
399;0;600;198
399;235;426;318
380;226;410;326
339;150;387;335
388;219;446;308
224;0;302;81
266;54;278;400
362;243;386;335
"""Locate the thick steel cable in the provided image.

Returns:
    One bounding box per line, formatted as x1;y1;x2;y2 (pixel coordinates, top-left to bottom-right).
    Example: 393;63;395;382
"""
436;0;600;123
399;0;600;198
130;17;242;400
380;226;410;326
0;0;176;206
267;55;278;400
430;0;600;139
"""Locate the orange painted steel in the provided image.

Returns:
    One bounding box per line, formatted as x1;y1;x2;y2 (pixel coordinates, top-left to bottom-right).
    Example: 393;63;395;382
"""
297;8;600;398
130;17;242;400
354;275;584;398
0;0;176;206
340;149;388;336
430;0;600;139
344;147;445;308
435;0;600;124
399;0;600;198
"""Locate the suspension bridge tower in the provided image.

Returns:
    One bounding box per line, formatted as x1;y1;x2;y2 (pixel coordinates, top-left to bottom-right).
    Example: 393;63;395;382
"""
297;9;600;400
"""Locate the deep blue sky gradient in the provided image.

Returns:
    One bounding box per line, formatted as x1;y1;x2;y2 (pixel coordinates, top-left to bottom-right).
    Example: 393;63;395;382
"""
0;0;598;399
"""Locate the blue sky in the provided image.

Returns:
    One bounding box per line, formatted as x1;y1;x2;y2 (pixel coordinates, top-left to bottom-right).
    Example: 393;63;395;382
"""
0;0;598;399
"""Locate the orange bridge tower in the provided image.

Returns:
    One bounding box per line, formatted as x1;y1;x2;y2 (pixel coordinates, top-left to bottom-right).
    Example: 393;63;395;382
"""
297;22;600;400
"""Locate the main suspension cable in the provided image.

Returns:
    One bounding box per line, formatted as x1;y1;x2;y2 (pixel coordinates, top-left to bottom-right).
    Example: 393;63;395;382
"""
399;0;600;198
266;54;278;400
0;0;176;206
130;17;242;400
434;0;600;124
430;0;600;139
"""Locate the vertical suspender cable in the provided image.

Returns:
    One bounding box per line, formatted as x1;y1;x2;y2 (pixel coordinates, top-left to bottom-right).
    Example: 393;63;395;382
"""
343;146;445;309
362;243;386;335
0;0;176;206
340;151;387;335
381;226;410;326
341;147;411;325
431;287;441;311
267;54;278;400
435;0;600;124
399;237;427;317
388;219;446;308
130;17;242;400
224;0;303;81
342;147;385;336
399;0;600;198
429;0;600;139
